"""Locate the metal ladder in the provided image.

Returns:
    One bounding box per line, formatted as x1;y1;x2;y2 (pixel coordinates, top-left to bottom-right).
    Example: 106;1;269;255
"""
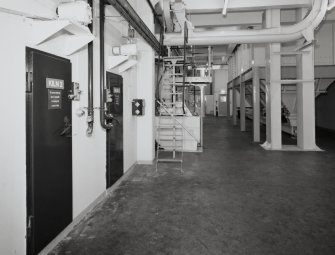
156;101;184;172
156;56;186;172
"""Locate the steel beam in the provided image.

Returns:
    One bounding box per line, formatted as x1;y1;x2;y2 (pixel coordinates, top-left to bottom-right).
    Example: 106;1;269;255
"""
252;67;261;142
240;75;246;131
227;87;231;117
232;80;237;126
263;9;282;150
296;9;317;150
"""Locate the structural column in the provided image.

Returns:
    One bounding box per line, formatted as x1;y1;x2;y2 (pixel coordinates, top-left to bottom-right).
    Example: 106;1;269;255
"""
199;84;206;147
227;86;231;118
252;66;260;142
232;80;237;126
263;9;282;150
136;1;155;163
296;8;317;150
240;75;246;131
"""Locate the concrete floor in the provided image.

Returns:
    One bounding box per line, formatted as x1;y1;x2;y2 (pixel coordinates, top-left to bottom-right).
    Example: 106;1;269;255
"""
51;117;335;255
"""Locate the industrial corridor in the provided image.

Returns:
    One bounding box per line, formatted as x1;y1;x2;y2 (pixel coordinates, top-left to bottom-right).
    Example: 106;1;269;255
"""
2;1;335;254
50;117;335;255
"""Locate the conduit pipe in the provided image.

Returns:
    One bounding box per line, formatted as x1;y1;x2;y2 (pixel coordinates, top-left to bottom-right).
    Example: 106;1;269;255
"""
107;0;161;53
164;0;328;46
100;0;113;130
87;0;94;135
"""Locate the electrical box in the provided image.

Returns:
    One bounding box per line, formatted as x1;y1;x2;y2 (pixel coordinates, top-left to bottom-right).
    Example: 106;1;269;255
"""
132;99;144;116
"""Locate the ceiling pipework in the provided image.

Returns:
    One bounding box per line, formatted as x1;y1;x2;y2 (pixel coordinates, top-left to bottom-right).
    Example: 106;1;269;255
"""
107;0;162;53
164;0;328;46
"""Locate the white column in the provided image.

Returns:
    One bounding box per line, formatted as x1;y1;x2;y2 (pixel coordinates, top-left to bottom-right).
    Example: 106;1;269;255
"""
227;86;231;118
263;9;282;150
199;85;205;147
232;80;237;125
136;1;155;164
296;9;317;150
253;66;260;142
240;75;246;131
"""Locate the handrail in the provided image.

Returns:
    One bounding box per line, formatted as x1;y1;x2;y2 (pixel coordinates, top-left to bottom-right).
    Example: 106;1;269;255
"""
157;100;200;143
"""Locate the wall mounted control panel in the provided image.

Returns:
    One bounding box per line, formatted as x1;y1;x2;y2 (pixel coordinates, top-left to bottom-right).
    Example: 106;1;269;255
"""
132;99;144;116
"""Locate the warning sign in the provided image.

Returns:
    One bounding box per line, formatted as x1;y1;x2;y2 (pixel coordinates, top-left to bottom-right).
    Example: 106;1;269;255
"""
46;78;64;90
48;89;62;109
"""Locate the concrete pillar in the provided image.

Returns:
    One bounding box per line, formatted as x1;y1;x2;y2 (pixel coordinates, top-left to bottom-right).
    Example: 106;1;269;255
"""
232;81;237;126
136;2;155;164
240;75;246;131
263;9;282;150
252;66;260;142
227;86;231;118
199;85;206;148
296;9;317;150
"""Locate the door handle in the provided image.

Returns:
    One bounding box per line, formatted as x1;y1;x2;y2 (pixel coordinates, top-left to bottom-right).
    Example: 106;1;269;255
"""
60;116;72;137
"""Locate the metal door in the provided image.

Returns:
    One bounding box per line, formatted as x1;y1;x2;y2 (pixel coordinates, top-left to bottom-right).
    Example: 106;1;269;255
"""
26;48;72;255
106;72;124;188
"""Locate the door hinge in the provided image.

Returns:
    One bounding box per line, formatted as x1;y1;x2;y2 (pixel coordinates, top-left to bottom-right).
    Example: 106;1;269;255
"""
27;215;33;237
26;72;33;93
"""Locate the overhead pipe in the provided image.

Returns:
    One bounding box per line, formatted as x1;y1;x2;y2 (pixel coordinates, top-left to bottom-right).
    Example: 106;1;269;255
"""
100;0;113;130
145;0;164;29
87;0;94;135
107;0;161;53
164;0;328;46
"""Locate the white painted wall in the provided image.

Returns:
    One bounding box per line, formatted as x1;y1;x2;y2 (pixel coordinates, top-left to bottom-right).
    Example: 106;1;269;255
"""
135;0;155;164
205;95;215;115
0;12;27;255
0;0;141;253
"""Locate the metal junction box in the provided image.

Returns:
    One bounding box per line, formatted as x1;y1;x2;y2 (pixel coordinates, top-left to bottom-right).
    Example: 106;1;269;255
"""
132;99;144;116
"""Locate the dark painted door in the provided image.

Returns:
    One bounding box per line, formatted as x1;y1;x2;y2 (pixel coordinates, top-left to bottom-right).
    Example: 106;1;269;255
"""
26;48;72;255
106;72;123;188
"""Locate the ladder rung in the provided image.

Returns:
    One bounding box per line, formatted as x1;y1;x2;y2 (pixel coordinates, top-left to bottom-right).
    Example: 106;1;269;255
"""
166;92;183;95
156;159;183;163
160;102;178;105
159;145;183;148
165;64;188;67
159;114;187;116
159;133;183;136
164;56;184;58
159;114;183;117
158;125;183;129
159;138;183;141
